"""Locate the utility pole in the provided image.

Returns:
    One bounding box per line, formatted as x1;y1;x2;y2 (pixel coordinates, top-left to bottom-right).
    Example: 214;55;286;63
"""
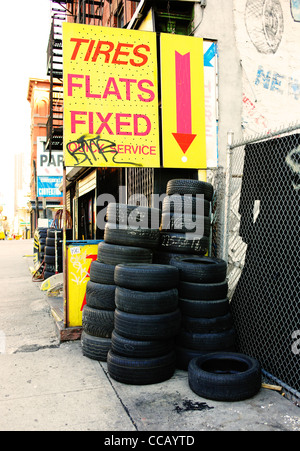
33;160;39;229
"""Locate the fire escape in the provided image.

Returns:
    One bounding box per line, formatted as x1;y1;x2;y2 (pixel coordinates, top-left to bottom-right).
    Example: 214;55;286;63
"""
46;2;66;158
46;0;104;157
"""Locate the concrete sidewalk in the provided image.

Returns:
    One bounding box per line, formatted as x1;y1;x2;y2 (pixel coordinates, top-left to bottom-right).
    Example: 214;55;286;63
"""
0;240;299;432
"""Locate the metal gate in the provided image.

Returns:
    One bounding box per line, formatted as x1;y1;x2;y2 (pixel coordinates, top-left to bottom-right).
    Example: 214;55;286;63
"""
224;124;300;404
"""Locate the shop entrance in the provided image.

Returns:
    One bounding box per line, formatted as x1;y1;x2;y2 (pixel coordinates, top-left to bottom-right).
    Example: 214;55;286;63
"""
78;191;96;241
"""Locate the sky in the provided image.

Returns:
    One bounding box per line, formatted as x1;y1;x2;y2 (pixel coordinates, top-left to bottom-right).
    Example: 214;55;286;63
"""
0;0;52;219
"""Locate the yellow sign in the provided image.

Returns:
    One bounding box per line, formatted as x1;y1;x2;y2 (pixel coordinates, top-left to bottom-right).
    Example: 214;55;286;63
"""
160;33;206;168
67;243;98;327
63;23;160;168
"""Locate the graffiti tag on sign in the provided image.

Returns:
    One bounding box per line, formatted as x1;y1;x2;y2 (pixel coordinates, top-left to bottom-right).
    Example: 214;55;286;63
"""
63;23;160;168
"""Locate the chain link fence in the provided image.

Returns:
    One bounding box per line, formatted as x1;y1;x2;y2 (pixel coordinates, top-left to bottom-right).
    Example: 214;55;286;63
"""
223;124;300;405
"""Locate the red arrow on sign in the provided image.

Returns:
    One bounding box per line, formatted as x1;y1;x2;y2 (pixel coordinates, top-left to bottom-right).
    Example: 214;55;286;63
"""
172;51;197;154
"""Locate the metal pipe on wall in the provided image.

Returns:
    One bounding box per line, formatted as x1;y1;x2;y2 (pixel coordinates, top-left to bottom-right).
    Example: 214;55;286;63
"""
221;131;234;263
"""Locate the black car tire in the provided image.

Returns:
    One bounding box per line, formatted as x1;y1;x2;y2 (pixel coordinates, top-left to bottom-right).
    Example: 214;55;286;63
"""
170;256;227;283
86;281;116;311
179;298;230;319
153;251;199;265
45;255;62;265
161;212;210;236
107;350;176;385
176;346;211;371
81;331;111;361
177;328;236;352
159;232;209;256
115;286;178;314
98;242;153;266
89;260;115;285
162;195;210;217
47;229;63;238
82;305;114;338
114;308;181;341
44;271;55;280
45;246;62;256
114;263;179;291
181;312;233;334
166;179;214;201
188;352;262;401
104;223;160;250
179;280;228;300
111;331;174;358
106;203;161;228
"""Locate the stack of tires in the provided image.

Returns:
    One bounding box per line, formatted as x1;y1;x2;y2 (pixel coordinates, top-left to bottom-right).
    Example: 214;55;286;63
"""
170;256;236;370
81;203;160;362
104;203;161;250
44;229;63;280
33;227;48;266
81;257;116;362
155;179;213;264
107;263;182;385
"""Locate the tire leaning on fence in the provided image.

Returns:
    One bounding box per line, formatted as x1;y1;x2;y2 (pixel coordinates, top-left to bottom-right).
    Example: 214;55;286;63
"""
171;255;236;370
188;352;262;402
170;256;227;284
166;179;214;202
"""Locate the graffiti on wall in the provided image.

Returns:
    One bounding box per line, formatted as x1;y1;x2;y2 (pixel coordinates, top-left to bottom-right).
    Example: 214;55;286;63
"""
255;66;300;100
234;0;300;133
242;94;269;131
245;0;284;54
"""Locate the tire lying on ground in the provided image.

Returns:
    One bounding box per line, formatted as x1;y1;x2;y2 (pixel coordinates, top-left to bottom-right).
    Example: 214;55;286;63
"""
166;179;214;201
97;242;153;266
107;350;176;385
114;263;179;292
188;352;262;401
170;256;227;284
81;331;112;362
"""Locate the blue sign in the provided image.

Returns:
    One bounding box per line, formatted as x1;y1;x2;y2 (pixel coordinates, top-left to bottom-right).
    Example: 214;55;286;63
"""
37;176;63;198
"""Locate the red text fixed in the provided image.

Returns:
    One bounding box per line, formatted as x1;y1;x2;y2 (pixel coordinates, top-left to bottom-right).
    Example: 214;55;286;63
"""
70;111;153;137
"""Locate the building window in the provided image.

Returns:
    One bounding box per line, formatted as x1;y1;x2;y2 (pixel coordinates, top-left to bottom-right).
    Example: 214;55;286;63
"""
115;4;124;28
